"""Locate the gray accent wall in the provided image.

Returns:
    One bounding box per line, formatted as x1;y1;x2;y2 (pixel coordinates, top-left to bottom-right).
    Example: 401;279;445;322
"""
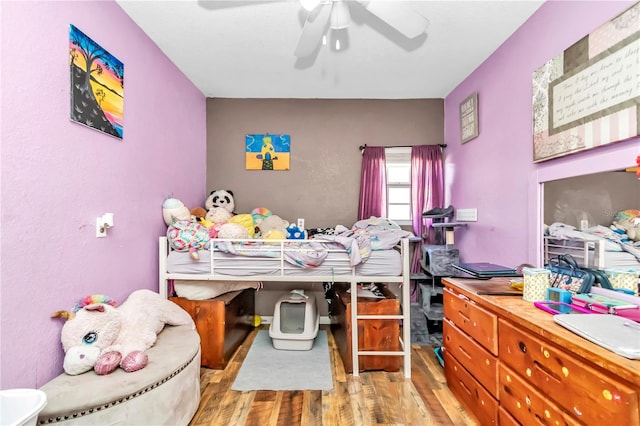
206;98;444;229
206;98;444;315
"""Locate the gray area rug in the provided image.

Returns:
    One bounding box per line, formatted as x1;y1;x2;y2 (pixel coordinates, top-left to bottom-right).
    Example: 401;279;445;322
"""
231;330;333;391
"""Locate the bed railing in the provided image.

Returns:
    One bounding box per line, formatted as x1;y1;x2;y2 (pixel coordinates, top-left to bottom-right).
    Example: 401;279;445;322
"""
543;236;605;269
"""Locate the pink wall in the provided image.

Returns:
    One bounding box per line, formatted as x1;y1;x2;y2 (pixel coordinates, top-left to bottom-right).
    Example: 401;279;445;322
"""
0;1;206;388
444;0;639;267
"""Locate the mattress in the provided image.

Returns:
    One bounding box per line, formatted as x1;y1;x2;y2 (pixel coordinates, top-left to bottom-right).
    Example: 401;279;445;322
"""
167;248;402;276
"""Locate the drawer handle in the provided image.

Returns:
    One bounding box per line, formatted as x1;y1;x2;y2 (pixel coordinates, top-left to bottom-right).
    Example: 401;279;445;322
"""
458;294;470;301
459;380;472;396
534;360;561;382
518;341;527;353
458;345;471;361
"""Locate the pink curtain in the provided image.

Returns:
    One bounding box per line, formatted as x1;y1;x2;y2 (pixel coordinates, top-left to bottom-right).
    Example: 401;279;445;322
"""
358;146;387;220
410;145;444;300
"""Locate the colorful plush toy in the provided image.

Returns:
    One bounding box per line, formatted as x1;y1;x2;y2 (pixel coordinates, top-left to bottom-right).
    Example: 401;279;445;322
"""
612;209;640;242
257;215;289;240
167;219;211;259
286;224;307;240
52;290;194;375
251;208;272;237
190;206;207;221
162;197;191;226
251;207;272;224
205;189;235;214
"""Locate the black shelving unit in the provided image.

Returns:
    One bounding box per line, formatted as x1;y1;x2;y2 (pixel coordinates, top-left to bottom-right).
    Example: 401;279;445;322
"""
418;207;468;333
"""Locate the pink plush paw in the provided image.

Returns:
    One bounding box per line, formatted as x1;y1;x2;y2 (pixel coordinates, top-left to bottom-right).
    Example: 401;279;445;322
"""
94;351;122;375
120;351;148;372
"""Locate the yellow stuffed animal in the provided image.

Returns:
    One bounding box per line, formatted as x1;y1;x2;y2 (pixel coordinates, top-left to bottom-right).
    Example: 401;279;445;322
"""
229;214;256;238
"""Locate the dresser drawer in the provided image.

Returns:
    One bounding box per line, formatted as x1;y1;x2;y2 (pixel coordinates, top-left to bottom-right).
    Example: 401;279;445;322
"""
444;350;498;426
497;406;519;426
443;287;498;355
499;319;639;425
443;318;498;397
499;363;580;426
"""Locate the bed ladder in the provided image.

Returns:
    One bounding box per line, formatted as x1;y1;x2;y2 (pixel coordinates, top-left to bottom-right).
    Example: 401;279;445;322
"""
348;238;412;379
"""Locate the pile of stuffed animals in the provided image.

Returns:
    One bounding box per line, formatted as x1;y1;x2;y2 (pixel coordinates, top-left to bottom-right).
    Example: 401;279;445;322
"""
162;189;307;259
611;209;640;244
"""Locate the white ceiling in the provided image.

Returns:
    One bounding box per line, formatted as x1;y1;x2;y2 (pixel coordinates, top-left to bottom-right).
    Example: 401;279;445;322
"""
116;0;544;99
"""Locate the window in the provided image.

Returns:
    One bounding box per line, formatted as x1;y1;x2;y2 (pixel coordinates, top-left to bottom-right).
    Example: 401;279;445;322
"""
385;147;411;224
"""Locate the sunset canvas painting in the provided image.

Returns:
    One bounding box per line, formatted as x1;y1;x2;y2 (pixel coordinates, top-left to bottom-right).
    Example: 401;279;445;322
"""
69;24;124;139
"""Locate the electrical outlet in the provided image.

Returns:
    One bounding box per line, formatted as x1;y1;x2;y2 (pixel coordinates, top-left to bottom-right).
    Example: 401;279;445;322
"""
297;218;305;230
96;213;114;238
456;208;478;222
96;218;107;237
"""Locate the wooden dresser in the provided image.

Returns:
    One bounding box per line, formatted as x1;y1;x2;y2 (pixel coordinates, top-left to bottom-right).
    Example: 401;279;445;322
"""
442;277;640;426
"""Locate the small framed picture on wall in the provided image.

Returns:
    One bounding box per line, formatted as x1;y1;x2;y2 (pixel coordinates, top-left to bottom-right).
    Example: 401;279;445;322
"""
460;92;478;143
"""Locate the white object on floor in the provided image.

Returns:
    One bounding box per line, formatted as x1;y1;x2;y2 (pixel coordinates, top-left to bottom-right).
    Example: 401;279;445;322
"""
0;389;47;426
270;290;319;350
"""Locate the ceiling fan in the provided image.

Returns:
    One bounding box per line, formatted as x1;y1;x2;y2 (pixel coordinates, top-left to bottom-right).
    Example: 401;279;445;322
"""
295;0;429;58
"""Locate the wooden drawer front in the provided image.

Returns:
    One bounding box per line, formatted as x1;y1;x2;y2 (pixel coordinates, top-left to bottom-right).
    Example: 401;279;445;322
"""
498;406;519;426
499;319;639;425
330;285;400;372
443;318;498;397
498;363;580;426
444;350;498;426
443;287;498;355
170;289;255;369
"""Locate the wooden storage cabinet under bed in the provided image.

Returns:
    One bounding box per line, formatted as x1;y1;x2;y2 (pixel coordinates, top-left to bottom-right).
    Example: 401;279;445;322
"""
170;288;255;369
329;283;401;373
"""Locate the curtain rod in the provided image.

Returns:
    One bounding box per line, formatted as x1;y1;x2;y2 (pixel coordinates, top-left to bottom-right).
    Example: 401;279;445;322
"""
358;143;447;152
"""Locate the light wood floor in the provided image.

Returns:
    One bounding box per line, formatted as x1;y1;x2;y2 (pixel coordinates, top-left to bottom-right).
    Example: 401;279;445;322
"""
189;325;477;425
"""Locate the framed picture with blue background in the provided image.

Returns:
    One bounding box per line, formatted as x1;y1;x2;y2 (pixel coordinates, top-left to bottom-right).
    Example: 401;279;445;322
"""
245;134;291;170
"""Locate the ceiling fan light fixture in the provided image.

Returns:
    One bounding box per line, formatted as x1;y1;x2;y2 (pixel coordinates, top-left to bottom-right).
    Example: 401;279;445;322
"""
300;0;322;12
330;28;349;52
330;0;350;30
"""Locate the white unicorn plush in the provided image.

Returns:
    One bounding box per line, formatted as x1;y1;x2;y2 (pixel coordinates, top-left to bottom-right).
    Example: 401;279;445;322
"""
52;289;194;375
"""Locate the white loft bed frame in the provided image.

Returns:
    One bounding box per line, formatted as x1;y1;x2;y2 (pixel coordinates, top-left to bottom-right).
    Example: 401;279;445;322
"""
543;236;606;269
159;236;413;378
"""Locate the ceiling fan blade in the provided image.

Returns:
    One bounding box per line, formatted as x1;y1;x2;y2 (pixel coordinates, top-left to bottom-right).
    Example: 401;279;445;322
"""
294;2;332;58
358;0;428;39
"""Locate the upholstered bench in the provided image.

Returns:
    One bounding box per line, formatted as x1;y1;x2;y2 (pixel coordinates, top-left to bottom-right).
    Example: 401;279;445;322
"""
37;325;201;425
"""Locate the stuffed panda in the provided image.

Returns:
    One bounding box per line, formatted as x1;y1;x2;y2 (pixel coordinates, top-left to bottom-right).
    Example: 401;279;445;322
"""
205;189;235;214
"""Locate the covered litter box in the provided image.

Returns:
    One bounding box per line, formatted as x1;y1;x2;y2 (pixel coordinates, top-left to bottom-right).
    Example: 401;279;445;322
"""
269;289;319;350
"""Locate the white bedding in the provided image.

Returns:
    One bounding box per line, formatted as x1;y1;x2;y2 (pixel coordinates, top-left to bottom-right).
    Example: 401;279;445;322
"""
167;248;402;276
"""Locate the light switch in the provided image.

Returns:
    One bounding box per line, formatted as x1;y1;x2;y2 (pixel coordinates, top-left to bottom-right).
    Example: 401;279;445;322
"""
456;208;477;222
